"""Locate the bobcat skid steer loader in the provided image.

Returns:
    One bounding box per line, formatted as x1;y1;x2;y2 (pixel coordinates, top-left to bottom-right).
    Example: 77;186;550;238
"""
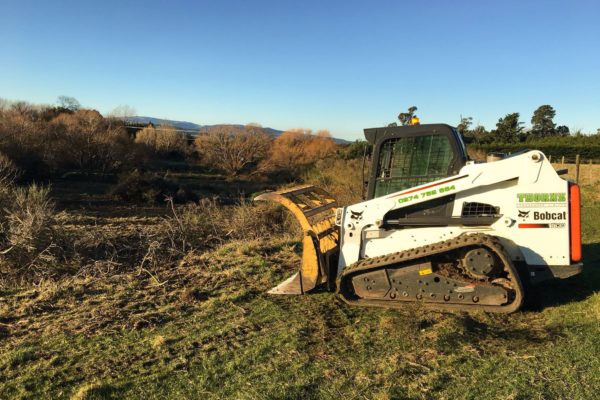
254;124;582;313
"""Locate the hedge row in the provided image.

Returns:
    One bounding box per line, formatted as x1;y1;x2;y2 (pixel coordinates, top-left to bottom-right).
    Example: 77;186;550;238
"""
470;143;600;160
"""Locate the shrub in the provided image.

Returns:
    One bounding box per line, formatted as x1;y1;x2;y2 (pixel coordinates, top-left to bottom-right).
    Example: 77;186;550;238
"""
5;185;56;252
0;184;68;281
0;153;20;187
134;125;188;157
342;140;372;160
262;129;338;177
162;198;298;255
303;158;364;206
110;170;197;204
0;106;132;176
162;198;223;254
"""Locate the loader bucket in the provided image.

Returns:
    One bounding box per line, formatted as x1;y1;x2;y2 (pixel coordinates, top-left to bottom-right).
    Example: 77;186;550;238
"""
254;185;340;294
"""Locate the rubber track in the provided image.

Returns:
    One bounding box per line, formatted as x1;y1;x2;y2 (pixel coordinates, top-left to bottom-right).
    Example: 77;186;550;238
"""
336;233;524;313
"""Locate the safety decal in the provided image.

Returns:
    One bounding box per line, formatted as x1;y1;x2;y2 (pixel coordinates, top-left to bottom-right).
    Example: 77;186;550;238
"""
418;266;433;276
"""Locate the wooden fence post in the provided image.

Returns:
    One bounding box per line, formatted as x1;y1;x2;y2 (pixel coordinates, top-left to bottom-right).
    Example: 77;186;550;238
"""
561;156;565;166
548;155;552;163
590;159;593;183
575;154;580;184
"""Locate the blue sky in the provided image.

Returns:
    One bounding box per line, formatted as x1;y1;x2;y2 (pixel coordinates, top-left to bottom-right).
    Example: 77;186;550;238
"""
1;0;599;139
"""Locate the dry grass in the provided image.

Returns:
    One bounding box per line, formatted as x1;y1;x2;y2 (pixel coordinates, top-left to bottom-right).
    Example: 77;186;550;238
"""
162;197;299;255
0;185;300;287
0;236;301;342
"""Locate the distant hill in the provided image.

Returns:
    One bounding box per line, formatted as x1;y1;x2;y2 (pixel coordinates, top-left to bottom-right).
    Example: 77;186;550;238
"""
196;124;284;138
125;116;350;144
125;116;203;131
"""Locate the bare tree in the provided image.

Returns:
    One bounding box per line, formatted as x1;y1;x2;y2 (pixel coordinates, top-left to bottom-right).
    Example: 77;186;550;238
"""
108;105;136;121
0;98;11;111
50;109;129;170
10;101;34;116
194;125;271;177
57;96;81;111
316;129;332;138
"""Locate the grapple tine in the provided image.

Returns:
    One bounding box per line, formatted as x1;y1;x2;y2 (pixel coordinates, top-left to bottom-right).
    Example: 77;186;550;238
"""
254;185;340;294
267;272;302;294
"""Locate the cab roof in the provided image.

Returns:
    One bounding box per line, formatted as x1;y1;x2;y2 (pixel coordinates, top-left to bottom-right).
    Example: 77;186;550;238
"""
363;123;456;145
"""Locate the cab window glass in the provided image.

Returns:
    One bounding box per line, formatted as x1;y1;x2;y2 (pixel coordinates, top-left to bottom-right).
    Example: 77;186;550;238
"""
373;135;454;197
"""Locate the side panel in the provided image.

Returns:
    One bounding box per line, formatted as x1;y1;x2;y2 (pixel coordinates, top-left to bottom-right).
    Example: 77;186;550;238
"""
337;151;574;274
453;173;570;266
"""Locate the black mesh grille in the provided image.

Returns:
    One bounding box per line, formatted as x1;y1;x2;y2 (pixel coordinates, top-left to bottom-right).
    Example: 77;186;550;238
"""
461;202;500;217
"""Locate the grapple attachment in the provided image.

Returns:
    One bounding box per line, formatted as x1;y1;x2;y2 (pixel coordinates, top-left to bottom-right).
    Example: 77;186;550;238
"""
254;185;340;294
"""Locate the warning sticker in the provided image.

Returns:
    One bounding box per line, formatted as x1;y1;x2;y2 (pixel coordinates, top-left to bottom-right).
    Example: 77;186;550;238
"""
419;267;433;276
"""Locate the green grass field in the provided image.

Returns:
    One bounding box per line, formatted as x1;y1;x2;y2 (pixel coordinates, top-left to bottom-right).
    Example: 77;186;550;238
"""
1;185;599;399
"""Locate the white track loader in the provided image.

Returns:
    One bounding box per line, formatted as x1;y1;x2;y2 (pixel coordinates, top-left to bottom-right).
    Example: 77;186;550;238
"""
255;124;582;313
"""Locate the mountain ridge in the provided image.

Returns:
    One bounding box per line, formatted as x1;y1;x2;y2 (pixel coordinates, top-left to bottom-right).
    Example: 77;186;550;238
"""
125;116;350;144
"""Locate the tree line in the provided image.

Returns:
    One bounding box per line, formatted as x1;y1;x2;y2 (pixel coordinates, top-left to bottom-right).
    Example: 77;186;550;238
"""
457;104;573;144
0;97;344;182
381;105;600;159
389;104;588;144
2;97;598;185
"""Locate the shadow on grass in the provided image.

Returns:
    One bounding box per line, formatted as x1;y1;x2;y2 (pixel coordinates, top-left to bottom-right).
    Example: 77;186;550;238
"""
436;243;600;349
531;242;600;310
435;313;560;350
71;382;129;400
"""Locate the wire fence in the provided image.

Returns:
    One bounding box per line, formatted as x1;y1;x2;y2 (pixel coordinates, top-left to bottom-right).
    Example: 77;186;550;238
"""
547;154;600;185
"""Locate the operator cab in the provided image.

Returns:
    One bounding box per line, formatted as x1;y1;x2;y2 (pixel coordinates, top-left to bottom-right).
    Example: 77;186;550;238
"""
364;124;468;200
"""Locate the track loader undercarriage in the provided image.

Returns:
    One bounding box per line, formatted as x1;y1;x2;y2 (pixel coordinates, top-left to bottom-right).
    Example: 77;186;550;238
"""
337;233;524;313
